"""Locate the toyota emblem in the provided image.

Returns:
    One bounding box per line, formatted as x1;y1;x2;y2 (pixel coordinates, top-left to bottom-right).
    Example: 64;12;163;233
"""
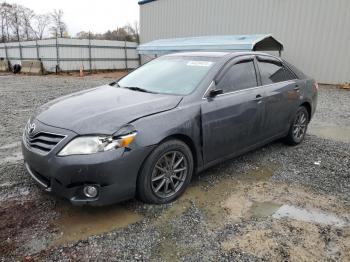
28;123;36;134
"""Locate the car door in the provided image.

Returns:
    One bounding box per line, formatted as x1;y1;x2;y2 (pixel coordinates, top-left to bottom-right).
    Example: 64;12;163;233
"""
256;55;300;139
201;56;265;164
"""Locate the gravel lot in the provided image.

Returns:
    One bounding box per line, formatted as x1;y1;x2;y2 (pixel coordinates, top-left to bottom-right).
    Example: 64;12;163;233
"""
0;74;349;261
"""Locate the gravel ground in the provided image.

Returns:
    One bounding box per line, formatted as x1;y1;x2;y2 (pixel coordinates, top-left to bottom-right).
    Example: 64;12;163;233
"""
0;75;349;261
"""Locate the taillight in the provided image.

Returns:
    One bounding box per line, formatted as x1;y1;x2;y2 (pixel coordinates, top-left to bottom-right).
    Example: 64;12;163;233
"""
313;81;319;91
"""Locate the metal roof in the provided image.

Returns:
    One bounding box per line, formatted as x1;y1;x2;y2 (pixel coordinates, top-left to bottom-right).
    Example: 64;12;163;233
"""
137;35;283;55
165;51;230;58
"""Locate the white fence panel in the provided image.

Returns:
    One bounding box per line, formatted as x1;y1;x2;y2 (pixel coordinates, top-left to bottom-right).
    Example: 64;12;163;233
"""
0;38;139;72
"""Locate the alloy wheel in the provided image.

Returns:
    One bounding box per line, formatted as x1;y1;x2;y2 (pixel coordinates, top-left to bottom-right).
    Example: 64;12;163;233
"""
151;151;188;198
292;110;308;140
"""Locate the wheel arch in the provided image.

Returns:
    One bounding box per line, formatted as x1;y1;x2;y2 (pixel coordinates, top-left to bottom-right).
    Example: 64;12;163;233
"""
299;101;312;122
160;134;198;172
135;133;199;190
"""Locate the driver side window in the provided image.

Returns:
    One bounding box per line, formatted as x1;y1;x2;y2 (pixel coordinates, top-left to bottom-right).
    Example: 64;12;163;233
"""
217;60;258;93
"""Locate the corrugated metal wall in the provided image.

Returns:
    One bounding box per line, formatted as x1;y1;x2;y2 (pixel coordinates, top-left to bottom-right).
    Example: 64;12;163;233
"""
0;38;139;72
140;0;350;84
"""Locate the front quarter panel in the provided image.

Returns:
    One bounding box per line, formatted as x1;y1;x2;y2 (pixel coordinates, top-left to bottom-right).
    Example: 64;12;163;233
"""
131;103;203;168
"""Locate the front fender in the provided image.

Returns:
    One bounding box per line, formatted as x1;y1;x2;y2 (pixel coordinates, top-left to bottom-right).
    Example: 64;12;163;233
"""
131;104;203;169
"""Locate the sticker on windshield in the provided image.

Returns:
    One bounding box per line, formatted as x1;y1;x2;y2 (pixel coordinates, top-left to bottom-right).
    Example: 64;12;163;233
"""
186;61;213;67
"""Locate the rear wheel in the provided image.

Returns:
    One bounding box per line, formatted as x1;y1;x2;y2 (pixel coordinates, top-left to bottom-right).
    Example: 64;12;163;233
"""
285;106;309;145
137;139;193;204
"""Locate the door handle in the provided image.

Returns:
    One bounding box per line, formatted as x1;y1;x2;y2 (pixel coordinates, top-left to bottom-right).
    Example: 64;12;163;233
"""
254;94;263;102
294;85;300;91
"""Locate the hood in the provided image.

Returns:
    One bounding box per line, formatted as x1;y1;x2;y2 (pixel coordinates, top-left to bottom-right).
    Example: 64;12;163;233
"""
35;85;182;134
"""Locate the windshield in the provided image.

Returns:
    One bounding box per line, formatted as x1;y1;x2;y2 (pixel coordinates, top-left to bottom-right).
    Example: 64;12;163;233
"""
118;56;217;95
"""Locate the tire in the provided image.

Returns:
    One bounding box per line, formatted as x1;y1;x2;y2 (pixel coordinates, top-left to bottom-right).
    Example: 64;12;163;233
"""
137;139;194;204
13;64;21;74
285;106;309;145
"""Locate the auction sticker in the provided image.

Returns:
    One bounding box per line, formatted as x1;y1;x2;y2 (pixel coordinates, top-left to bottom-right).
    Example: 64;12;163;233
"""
187;61;213;67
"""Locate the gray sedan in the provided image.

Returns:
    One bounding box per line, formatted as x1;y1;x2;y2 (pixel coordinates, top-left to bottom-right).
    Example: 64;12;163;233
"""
22;51;318;205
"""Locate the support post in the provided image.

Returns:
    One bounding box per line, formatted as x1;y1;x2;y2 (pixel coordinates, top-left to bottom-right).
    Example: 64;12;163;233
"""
124;40;128;71
136;37;141;66
4;44;8;60
35;39;40;59
19;42;22;61
55;37;60;74
88;32;92;73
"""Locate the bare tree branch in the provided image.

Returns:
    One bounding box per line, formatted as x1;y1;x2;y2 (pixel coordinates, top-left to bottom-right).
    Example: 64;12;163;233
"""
33;14;51;39
50;9;67;38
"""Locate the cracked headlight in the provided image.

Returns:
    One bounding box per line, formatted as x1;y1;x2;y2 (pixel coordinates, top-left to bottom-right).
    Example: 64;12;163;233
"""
58;132;137;156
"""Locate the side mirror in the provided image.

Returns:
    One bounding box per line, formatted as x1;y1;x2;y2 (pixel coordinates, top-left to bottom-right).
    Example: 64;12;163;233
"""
208;89;223;98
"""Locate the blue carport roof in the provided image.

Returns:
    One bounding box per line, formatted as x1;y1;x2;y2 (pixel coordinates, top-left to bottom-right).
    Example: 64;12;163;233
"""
137;34;283;55
138;0;157;5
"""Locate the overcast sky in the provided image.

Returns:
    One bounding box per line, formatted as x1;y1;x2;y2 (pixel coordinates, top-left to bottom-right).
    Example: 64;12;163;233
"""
13;0;140;36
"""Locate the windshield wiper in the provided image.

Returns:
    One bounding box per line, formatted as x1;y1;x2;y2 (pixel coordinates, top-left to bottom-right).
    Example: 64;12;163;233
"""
122;86;158;94
109;81;119;87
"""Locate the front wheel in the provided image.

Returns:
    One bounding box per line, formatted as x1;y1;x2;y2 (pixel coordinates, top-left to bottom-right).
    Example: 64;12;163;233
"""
285;106;309;145
137;139;194;204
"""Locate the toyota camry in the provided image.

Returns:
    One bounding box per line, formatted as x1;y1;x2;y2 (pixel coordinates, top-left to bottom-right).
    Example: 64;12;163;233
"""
22;51;318;206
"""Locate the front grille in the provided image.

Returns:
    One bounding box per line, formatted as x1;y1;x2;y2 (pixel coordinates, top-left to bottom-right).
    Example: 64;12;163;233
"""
25;131;66;154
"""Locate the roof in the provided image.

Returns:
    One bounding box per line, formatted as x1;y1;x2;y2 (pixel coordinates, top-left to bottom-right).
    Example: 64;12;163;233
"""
138;0;157;5
165;51;230;58
137;35;284;55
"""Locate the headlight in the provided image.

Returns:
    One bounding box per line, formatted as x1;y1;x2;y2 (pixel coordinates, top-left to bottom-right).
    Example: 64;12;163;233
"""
58;132;137;156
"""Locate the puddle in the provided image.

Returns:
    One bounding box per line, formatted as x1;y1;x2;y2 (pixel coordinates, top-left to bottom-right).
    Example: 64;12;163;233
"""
248;201;347;226
308;126;350;143
272;205;347;226
152;166;277;260
152;167;275;260
53;203;142;245
249;201;282;218
156;166;276;228
239;166;276;182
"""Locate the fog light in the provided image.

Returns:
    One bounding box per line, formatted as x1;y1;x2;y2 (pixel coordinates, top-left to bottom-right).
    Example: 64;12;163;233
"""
83;185;98;198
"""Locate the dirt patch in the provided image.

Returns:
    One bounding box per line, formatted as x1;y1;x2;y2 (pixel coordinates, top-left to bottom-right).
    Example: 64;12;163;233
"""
218;170;350;261
0;199;53;258
308;126;350;143
221;220;335;261
221;178;350;223
53;201;142;246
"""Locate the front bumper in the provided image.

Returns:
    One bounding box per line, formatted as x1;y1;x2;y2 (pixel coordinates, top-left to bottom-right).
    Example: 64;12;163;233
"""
22;121;153;206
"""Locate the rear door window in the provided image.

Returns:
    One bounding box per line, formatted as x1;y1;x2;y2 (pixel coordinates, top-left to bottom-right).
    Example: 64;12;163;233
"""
257;57;296;85
217;60;258;93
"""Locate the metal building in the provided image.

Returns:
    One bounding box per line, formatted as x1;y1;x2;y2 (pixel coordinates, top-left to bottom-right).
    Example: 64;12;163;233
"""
139;0;350;84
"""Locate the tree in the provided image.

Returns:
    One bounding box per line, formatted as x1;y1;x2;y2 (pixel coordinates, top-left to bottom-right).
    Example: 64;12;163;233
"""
0;2;52;42
75;22;140;42
33;14;50;39
9;4;22;41
21;6;35;40
124;21;139;43
0;2;13;42
0;3;7;42
76;31;90;39
50;9;67;38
